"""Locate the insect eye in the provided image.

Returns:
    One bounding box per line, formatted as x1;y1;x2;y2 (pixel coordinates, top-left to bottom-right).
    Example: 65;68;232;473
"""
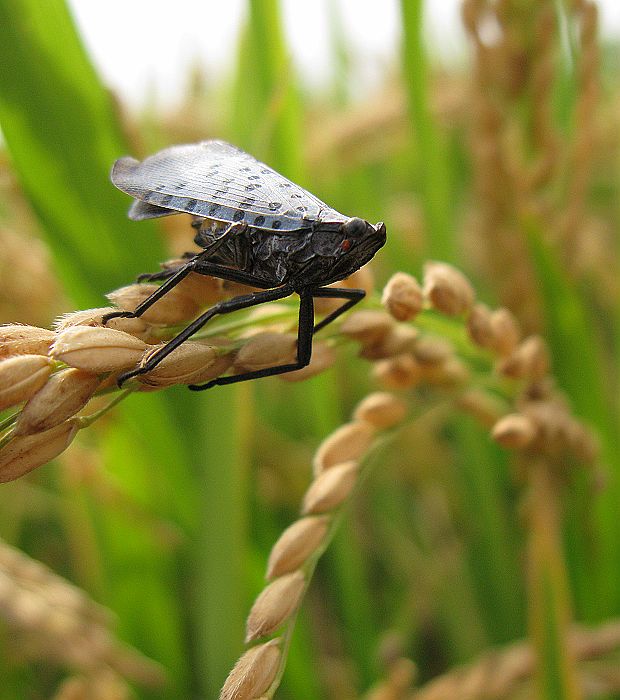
341;239;351;252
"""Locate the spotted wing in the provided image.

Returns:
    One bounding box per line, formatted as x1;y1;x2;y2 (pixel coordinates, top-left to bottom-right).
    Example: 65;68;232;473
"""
111;140;347;232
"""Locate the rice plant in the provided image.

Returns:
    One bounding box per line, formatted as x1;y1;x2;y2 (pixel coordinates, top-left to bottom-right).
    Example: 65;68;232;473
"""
0;1;618;698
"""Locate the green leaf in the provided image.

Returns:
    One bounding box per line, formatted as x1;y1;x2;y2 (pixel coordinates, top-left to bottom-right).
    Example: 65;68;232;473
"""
0;3;196;695
400;0;454;261
525;220;620;620
0;0;165;306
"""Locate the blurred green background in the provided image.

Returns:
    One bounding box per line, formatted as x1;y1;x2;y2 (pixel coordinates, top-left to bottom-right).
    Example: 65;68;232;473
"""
0;0;619;698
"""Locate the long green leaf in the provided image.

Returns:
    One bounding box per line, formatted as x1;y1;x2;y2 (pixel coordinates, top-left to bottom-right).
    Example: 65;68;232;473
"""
525;220;620;620
230;0;303;181
0;0;165;304
0;3;198;696
400;0;454;261
526;465;582;700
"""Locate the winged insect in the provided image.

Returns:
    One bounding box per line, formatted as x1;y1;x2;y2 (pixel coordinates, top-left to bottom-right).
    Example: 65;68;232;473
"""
104;140;386;389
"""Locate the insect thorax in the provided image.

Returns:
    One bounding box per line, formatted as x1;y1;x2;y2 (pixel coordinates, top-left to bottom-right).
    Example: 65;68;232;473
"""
193;219;354;287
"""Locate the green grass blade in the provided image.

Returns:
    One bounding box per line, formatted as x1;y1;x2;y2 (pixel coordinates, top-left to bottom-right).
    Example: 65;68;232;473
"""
525;220;620;620
0;0;165;305
230;0;303;181
453;419;524;643
526;465;583;700
0;3;201;695
400;0;454;261
193;386;250;698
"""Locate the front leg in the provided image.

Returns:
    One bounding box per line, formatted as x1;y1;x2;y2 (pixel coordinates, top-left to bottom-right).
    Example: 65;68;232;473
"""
102;256;199;324
135;252;198;283
102;222;249;325
312;286;366;332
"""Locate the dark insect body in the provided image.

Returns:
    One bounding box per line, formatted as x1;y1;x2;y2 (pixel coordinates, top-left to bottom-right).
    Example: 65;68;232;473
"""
104;140;387;389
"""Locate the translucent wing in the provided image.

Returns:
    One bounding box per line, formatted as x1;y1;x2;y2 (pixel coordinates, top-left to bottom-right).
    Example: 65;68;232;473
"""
111;140;348;232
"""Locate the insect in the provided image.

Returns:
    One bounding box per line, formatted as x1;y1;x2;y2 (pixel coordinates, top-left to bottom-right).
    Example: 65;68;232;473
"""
103;140;386;390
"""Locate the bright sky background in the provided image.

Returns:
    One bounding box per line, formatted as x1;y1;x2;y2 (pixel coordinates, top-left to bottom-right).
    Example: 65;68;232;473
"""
68;0;620;108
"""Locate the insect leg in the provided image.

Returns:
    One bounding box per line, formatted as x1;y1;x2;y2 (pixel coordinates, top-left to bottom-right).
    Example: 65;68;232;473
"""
102;258;200;324
189;290;315;391
135;252;197;283
311;287;366;333
102;222;248;324
116;284;295;386
135;268;181;284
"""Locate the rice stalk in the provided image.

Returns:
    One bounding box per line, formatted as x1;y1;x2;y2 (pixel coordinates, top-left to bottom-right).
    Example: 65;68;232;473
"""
211;264;598;698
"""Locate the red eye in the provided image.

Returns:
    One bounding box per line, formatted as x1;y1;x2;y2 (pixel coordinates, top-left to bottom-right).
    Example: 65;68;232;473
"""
341;239;351;252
